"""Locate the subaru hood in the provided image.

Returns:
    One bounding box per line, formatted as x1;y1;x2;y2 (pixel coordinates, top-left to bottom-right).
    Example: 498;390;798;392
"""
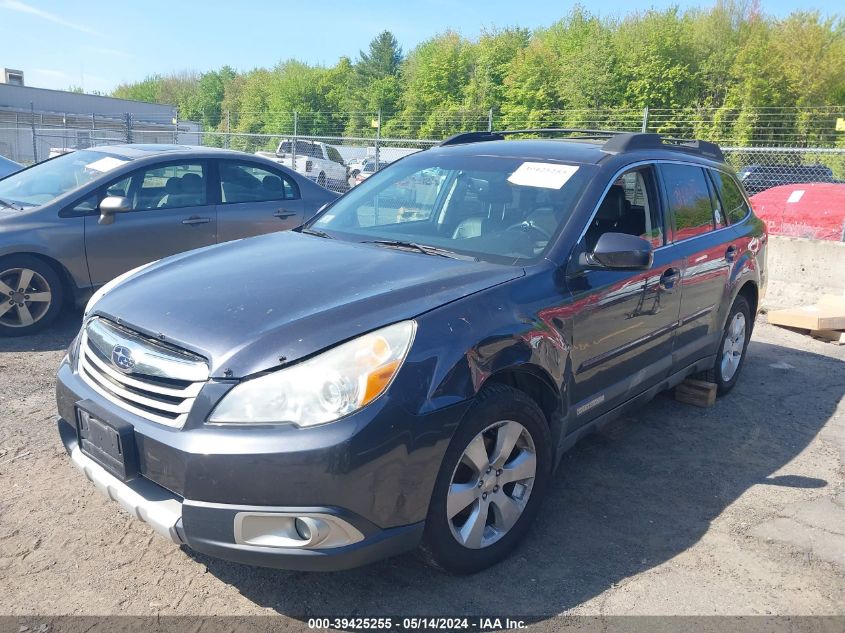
90;231;523;377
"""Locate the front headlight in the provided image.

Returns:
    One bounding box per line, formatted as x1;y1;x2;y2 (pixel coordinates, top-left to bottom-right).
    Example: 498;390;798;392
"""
208;320;416;427
84;261;156;316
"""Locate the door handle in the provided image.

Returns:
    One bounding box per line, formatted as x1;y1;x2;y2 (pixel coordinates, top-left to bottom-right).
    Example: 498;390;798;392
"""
659;267;681;292
182;216;211;226
274;209;296;219
725;245;738;262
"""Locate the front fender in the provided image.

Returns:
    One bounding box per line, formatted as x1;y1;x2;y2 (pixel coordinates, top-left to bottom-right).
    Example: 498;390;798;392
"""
0;236;90;291
407;266;569;420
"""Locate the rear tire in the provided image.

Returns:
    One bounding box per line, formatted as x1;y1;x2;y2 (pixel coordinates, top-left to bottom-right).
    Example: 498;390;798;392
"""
0;254;64;337
317;172;326;188
699;295;752;394
419;384;552;574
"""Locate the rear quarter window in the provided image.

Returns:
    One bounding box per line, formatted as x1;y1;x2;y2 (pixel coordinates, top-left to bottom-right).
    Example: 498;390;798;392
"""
710;170;750;224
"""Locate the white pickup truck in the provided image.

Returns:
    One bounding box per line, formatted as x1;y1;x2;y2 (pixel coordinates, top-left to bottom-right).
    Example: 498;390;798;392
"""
256;140;348;191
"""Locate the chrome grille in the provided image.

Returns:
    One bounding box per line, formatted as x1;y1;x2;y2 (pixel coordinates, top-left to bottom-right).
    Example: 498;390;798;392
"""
77;318;209;428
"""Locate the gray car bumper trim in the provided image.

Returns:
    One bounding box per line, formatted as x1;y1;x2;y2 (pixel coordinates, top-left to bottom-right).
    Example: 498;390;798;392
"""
69;446;185;544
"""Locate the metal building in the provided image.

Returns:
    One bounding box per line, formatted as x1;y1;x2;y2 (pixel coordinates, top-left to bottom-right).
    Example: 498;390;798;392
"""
0;80;199;164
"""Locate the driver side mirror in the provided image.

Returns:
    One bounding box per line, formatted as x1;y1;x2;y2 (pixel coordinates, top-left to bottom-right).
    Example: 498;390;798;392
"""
584;232;653;270
98;195;132;225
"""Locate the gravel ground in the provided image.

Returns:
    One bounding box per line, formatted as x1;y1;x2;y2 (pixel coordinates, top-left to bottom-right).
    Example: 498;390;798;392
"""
0;312;843;628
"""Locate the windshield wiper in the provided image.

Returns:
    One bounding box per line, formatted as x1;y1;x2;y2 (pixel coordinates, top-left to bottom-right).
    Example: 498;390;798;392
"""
363;239;477;261
299;227;334;239
0;198;22;211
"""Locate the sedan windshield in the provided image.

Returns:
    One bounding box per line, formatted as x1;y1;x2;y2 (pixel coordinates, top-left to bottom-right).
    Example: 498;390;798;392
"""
309;152;595;264
0;150;130;208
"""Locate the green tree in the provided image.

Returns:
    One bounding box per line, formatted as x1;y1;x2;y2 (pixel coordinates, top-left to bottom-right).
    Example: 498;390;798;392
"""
112;75;162;103
613;8;697;110
396;31;475;137
108;5;845;147
465;27;529;113
358;31;402;81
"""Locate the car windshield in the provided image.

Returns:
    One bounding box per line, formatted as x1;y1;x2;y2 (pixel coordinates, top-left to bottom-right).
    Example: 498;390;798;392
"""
0;150;131;208
308;152;595;264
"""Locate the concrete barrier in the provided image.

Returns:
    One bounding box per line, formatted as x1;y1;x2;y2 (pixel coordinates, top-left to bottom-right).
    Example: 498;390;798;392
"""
763;235;845;309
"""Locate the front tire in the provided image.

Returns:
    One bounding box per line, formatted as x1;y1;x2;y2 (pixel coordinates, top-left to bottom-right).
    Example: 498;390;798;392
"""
0;254;64;337
420;384;552;574
317;172;326;188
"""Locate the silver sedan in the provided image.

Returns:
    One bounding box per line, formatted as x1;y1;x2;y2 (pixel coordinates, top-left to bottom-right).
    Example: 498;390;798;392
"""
0;144;337;335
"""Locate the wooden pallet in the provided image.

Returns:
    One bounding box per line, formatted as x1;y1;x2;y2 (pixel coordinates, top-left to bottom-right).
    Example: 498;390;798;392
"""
674;378;717;408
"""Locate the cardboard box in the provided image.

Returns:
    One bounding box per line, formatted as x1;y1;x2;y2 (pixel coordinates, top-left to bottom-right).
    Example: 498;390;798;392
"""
768;294;845;331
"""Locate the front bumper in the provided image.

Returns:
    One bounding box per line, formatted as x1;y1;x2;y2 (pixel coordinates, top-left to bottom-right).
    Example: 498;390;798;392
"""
56;359;466;570
59;418;424;571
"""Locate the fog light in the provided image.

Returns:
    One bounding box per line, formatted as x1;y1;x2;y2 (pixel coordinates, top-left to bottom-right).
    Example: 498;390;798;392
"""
234;511;365;550
294;517;312;541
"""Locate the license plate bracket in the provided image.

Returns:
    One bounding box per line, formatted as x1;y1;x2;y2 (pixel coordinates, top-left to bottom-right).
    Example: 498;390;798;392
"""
76;399;139;481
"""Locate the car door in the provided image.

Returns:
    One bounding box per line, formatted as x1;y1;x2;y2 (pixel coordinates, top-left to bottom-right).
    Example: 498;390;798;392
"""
215;159;305;242
657;163;734;369
83;160;217;286
567;165;685;427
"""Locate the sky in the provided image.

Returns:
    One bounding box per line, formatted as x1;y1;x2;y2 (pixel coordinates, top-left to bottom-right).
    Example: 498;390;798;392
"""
0;0;839;94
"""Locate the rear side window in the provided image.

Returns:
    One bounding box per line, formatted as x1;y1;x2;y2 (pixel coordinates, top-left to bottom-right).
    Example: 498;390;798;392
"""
297;141;319;158
326;146;344;164
219;161;298;204
659;164;715;241
710;170;750;224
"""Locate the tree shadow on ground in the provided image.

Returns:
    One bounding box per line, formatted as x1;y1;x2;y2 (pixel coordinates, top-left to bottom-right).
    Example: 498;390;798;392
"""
191;339;844;618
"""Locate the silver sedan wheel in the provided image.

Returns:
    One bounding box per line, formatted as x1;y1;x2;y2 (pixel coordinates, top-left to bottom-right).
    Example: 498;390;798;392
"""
0;267;52;328
447;420;537;549
721;312;746;381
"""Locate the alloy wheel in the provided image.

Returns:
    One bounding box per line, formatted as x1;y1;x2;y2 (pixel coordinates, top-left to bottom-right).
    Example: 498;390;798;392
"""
0;267;53;328
447;420;537;549
721;312;746;381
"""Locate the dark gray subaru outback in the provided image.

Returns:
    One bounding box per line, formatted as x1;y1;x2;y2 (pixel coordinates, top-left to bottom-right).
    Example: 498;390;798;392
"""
57;130;766;574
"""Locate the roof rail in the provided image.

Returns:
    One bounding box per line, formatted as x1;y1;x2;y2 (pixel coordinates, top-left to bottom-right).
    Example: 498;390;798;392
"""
439;128;617;146
602;133;724;161
439;131;505;146
438;128;725;161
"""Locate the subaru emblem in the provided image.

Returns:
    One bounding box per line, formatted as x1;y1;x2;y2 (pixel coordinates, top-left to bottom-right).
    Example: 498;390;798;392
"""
111;345;136;373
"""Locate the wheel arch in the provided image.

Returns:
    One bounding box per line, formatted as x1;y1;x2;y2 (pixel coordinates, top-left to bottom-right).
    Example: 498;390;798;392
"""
736;280;759;316
482;367;560;423
480;366;564;454
0;251;77;306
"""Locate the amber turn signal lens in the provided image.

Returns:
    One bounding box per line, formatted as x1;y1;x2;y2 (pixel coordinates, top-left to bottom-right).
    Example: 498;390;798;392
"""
363;359;401;405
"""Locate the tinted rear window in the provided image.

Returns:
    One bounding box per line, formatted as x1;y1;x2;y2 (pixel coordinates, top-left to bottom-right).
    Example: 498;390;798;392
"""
659;164;715;241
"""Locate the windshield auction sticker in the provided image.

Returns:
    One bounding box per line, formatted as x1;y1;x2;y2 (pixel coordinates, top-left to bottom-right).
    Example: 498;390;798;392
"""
507;162;579;189
86;156;129;173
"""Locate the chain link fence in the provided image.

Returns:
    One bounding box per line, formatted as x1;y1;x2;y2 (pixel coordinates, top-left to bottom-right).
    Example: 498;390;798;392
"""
720;147;845;241
1;106;844;238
